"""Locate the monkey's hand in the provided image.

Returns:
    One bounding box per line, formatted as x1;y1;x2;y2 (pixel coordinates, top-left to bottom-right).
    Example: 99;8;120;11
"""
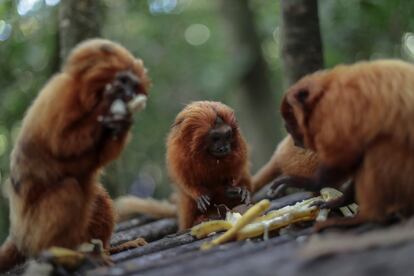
268;175;316;198
225;186;251;204
98;81;134;138
196;195;211;213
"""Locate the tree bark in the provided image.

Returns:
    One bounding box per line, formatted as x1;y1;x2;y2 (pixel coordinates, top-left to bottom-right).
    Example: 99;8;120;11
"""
220;0;279;166
58;0;103;63
280;0;324;87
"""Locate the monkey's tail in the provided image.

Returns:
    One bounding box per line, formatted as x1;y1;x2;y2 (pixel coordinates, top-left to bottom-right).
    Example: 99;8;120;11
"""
0;237;25;273
114;196;177;222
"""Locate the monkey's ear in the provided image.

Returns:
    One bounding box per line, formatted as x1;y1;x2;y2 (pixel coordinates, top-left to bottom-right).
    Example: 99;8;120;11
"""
171;118;184;128
294;89;309;105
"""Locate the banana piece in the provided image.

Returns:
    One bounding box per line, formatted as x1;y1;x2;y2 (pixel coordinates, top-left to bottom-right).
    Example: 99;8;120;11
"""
128;94;147;113
201;199;270;250
191;220;233;239
39;247;85;270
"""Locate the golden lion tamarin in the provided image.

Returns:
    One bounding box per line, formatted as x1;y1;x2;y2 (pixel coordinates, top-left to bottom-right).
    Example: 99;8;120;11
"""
279;59;414;228
166;101;252;230
252;135;319;193
0;39;150;272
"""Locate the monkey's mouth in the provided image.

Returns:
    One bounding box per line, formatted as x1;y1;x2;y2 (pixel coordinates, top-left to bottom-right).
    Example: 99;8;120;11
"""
209;145;232;157
106;69;147;119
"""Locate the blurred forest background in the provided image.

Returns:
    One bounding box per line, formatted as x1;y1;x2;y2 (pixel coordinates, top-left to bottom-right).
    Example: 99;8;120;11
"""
1;0;414;242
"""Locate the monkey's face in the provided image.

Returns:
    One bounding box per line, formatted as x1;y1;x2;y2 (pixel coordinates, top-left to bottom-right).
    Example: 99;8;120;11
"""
171;101;243;161
107;70;142;103
281;70;330;149
207;116;234;157
63;39;150;113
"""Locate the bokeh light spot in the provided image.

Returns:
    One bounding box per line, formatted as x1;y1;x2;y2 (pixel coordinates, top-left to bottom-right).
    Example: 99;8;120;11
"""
45;0;60;6
0;135;8;157
0;20;12;42
17;0;42;16
184;24;210;46
149;0;177;14
403;32;414;59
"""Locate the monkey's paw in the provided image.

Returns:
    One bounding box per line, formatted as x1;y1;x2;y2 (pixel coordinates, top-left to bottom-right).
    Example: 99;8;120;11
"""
226;186;251;204
196;195;211;213
309;200;328;209
98;113;132;139
98;91;133;138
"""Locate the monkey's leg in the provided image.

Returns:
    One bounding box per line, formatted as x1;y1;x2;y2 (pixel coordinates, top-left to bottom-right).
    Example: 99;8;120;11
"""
178;193;198;230
0;238;25;273
86;185;115;250
27;178;91;252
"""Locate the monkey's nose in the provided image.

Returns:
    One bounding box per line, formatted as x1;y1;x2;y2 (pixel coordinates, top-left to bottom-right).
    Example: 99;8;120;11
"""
217;144;231;154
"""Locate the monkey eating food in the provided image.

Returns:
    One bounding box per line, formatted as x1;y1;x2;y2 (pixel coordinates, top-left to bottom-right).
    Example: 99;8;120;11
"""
278;59;414;229
0;38;150;272
166;101;252;230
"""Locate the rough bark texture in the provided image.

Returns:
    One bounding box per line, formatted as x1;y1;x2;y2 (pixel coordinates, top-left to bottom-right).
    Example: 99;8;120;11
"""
280;0;324;87
59;0;103;63
111;218;178;247
220;0;279;167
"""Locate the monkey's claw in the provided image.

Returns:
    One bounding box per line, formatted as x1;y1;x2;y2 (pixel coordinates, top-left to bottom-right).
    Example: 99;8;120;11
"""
196;195;211;213
310;200;328;209
240;187;251;204
267;183;287;198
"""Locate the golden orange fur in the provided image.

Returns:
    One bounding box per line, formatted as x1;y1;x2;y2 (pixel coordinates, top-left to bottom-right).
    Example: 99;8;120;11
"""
0;38;150;272
166;101;251;230
252;135;318;192
282;59;414;224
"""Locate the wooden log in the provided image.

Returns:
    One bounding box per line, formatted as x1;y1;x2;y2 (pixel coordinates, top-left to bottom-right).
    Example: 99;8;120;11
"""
111;232;198;263
115;216;156;232
89;232;300;276
111;218;178;247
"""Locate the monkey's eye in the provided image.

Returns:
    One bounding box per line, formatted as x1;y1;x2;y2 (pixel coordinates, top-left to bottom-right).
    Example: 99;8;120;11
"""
224;128;232;139
118;75;130;84
295;89;309;104
211;133;221;142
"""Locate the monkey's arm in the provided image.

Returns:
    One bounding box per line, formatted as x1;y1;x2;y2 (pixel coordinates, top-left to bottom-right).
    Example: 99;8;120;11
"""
173;179;211;213
0;238;25;273
270;162;357;197
225;171;252;204
252;150;282;193
41;76;111;158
